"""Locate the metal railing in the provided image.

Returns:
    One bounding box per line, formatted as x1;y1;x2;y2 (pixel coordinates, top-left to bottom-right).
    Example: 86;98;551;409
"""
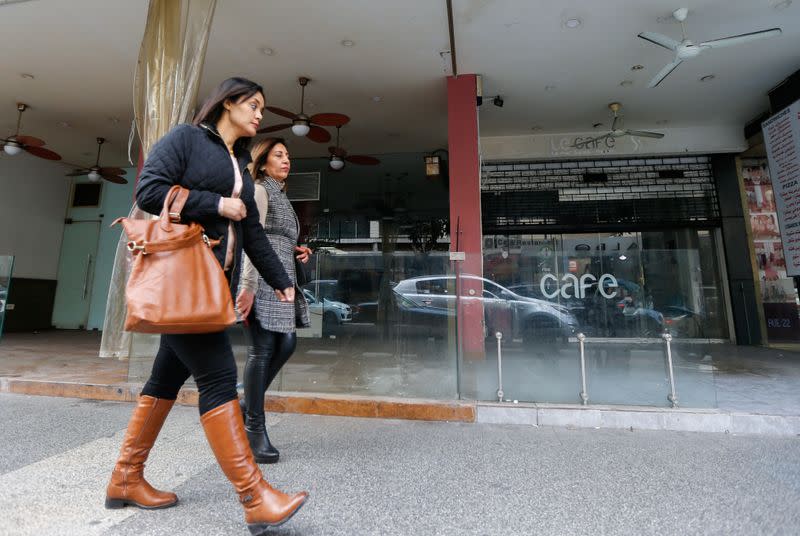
492;329;681;407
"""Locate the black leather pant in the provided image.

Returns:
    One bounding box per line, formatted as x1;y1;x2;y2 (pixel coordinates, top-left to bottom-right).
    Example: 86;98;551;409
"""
243;312;296;431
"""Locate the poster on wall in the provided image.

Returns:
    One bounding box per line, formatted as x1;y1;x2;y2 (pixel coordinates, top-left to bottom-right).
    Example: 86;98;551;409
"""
742;157;800;341
762;99;800;277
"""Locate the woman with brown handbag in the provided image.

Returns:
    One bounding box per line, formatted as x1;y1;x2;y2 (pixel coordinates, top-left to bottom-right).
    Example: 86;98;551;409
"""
104;77;308;534
236;137;312;464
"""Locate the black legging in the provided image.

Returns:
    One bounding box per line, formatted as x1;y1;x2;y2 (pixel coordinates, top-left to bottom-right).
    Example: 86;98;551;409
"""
141;331;238;415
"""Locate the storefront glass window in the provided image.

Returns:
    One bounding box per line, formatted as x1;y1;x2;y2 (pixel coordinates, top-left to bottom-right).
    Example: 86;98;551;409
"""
459;229;728;406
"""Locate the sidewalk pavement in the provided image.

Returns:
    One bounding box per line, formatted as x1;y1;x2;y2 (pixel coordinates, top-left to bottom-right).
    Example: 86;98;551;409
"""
1;393;799;536
1;330;800;436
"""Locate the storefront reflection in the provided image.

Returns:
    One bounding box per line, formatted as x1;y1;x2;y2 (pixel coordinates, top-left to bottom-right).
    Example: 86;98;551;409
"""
126;232;728;407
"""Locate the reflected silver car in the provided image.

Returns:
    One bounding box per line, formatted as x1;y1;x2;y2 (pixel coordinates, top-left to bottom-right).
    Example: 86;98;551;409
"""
392;275;578;343
302;288;352;332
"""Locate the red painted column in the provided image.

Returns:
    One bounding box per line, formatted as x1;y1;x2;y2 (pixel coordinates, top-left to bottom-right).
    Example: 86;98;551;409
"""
448;74;485;358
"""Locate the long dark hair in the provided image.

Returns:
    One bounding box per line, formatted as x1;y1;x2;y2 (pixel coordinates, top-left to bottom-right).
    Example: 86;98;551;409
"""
248;137;288;185
192;77;264;150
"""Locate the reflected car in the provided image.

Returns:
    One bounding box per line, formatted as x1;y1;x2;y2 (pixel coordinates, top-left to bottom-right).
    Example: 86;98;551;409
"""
392;275;578;343
581;279;664;338
351;301;378;324
661;305;704;338
302;280;342;301
301;288;352;333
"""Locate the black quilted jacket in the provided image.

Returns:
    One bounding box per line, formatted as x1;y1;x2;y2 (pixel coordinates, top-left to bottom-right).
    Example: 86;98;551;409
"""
136;123;292;295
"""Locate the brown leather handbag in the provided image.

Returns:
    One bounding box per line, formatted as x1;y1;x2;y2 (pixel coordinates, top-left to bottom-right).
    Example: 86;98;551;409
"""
114;185;236;334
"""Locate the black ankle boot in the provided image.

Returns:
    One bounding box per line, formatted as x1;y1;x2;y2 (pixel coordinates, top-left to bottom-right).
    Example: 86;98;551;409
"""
245;421;280;464
243;349;281;464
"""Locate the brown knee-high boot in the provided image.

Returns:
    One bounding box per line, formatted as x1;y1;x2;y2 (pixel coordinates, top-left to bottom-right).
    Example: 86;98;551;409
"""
200;400;307;533
105;395;178;509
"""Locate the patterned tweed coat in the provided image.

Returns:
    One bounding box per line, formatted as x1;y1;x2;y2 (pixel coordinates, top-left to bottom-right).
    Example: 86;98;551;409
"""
239;178;309;332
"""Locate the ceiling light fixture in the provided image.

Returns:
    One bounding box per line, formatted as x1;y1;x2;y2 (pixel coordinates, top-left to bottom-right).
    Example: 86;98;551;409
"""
3;141;22;156
341;39;355;47
372;96;382;102
291;121;311;137
620;80;634;87
58;121;70;128
563;18;582;29
329;155;345;170
258;46;275;56
87;170;102;182
631;65;645;71
700;74;716;82
20;73;34;80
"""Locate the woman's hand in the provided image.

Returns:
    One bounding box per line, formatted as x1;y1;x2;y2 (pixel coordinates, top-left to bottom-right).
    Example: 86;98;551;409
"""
274;287;295;302
295;245;313;264
236;289;255;319
219;197;247;221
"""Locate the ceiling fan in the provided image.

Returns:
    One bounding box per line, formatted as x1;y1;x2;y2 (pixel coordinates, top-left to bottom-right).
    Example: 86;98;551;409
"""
65;137;127;184
328;125;380;171
638;7;782;88
258;77;348;143
576;103;664;146
1;103;62;160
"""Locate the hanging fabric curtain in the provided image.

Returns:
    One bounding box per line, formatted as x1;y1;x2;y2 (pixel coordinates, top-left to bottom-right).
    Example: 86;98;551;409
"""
100;0;217;358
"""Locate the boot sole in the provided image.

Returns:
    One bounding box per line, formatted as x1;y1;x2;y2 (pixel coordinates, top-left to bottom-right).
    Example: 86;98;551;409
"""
253;454;279;464
247;495;308;534
105;497;179;510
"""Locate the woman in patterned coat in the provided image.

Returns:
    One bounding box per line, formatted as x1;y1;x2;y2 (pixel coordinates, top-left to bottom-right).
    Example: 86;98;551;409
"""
237;137;312;463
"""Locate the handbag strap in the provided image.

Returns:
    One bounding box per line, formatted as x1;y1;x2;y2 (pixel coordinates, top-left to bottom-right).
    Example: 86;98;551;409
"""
159;185;190;231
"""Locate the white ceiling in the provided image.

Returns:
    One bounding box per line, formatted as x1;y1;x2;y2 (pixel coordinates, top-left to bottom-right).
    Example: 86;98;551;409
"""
0;0;798;168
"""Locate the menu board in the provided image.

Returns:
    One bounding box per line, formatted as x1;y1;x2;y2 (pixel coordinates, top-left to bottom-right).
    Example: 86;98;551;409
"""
762;100;800;276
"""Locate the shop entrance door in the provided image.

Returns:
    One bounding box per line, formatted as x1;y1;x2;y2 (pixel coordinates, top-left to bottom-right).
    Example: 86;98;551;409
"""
52;221;100;329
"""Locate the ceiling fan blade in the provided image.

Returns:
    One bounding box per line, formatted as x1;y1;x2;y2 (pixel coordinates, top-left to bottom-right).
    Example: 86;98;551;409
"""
257;123;291;134
328;146;347;157
306;125;331;143
638;32;680;51
99;166;126;176
265;106;297;120
102;174;128;184
625;130;664;139
346;155;380;166
648;59;683;88
310;113;350;127
65;169;91;177
25;145;61;160
700;28;781;49
15;135;45;147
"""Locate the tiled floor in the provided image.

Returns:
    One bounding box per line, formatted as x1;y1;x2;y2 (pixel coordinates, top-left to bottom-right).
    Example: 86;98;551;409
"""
1;329;799;416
